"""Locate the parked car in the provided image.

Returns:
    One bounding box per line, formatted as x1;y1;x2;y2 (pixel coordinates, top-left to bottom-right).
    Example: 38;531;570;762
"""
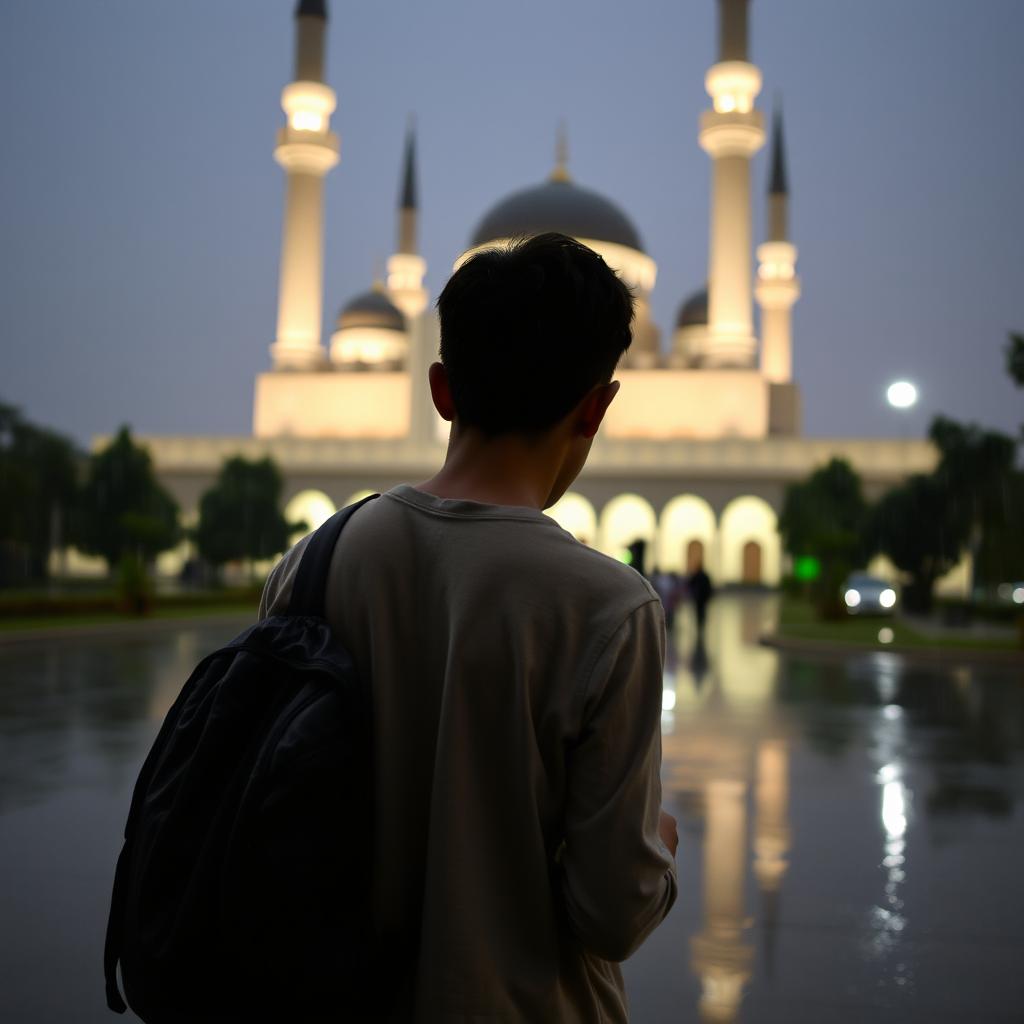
842;572;898;616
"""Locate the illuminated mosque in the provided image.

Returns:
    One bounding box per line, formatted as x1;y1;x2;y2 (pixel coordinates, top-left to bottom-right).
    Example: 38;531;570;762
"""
140;0;948;589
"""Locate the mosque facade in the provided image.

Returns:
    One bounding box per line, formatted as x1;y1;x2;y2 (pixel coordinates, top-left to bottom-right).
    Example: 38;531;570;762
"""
138;0;945;588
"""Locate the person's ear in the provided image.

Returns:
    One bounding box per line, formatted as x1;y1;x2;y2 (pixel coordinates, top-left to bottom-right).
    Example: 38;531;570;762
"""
576;380;620;440
428;362;456;421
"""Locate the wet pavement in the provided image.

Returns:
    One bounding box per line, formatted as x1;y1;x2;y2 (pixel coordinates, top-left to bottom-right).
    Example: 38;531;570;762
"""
2;596;1023;1022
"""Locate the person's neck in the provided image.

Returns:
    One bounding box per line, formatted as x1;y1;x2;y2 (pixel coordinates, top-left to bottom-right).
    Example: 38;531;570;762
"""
415;427;563;510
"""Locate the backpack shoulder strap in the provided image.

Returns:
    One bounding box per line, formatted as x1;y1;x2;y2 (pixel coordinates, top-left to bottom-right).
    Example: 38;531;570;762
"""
288;493;379;617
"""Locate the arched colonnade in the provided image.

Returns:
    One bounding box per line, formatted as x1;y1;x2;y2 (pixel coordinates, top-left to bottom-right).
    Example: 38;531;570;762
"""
548;491;780;586
283;488;781;586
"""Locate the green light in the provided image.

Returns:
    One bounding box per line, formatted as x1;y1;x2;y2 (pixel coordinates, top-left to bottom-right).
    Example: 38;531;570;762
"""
794;555;821;581
619;549;634;565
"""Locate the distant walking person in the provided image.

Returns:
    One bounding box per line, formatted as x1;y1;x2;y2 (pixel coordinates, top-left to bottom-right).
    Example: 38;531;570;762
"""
689;560;714;634
260;234;677;1021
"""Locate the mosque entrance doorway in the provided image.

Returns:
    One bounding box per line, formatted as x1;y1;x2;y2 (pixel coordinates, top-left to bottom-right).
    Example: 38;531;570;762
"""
742;541;762;585
686;539;705;574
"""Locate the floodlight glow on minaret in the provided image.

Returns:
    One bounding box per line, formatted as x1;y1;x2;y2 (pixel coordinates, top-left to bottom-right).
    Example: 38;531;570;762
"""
269;0;340;371
756;105;800;384
699;0;765;368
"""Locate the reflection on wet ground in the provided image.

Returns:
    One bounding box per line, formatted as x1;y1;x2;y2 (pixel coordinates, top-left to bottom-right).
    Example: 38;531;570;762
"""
1;597;1023;1022
625;596;1024;1023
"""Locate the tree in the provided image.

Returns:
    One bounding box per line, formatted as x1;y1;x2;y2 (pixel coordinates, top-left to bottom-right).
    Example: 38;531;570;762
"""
75;426;180;572
974;471;1024;586
928;416;1016;590
195;456;297;578
779;458;868;617
868;473;966;612
0;402;81;584
993;334;1024;584
1006;332;1024;388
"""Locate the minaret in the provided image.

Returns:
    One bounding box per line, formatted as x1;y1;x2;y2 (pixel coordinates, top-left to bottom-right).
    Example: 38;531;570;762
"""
269;0;340;370
386;121;429;319
699;0;765;368
755;105;800;383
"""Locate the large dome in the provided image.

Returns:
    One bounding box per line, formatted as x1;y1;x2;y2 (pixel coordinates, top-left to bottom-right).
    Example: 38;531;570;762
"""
470;178;645;253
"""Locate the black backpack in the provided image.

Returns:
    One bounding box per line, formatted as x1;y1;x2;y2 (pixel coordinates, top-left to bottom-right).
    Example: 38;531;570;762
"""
104;494;379;1023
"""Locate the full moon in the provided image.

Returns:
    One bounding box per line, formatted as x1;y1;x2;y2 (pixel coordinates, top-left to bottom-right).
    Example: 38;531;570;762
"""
886;380;918;409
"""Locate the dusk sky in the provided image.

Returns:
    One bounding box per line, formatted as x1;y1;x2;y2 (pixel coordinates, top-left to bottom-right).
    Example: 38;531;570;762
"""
2;0;1022;446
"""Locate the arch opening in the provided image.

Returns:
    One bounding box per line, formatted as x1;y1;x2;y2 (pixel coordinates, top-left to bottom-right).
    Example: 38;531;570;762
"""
719;496;780;586
600;494;657;573
545;492;597;546
284;489;337;545
658;494;717;575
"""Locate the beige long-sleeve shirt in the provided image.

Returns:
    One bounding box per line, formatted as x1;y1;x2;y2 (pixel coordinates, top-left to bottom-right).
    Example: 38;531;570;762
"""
259;484;677;1022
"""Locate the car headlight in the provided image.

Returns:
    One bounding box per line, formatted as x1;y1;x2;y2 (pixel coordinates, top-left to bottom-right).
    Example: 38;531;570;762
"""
844;589;861;608
879;588;896;609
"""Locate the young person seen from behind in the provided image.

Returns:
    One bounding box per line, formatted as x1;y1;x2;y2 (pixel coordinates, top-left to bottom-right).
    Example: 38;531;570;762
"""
260;232;678;1021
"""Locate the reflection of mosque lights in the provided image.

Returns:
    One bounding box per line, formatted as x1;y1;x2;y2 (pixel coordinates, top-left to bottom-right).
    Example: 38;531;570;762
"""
659;598;792;1023
661;676;677;731
872;760;909;963
872;652;901;705
148;631;202;721
691;778;754;1023
869;657;910;975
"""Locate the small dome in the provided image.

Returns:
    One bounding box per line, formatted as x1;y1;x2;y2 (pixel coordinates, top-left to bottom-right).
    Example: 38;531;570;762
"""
470;179;644;253
676;288;708;329
336;287;405;333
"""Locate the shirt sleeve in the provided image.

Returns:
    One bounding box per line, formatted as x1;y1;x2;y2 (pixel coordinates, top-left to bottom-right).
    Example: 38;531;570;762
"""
257;562;277;620
558;597;677;962
257;534;311;620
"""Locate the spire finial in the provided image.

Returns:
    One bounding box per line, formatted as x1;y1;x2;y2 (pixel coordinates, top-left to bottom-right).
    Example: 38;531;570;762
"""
295;0;327;19
550;121;570;183
768;100;788;196
400;115;418;210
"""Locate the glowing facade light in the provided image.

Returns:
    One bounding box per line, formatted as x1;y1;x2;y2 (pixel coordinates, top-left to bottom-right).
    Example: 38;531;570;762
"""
705;61;762;116
757;259;795;281
844;588;861;608
794;555;821;582
290;110;325;132
886;381;918;409
879;588;897;609
1013;587;1024;605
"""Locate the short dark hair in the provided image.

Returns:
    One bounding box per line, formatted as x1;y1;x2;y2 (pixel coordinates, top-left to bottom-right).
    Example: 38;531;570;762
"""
436;232;634;435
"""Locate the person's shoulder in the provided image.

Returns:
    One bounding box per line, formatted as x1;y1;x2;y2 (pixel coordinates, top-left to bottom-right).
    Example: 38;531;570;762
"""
540;521;659;609
259;532;313;618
